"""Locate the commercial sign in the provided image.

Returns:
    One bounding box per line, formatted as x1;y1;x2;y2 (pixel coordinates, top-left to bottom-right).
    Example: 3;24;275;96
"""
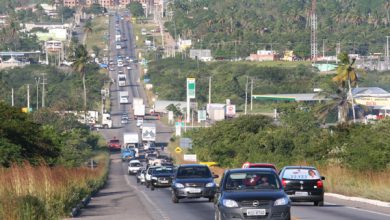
183;154;197;162
180;138;193;148
354;97;390;107
187;78;196;98
225;104;236;116
198;110;207;122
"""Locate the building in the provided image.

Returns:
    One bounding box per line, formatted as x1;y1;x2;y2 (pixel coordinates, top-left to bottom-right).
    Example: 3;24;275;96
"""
177;38;192;52
0;57;30;69
247;50;278;62
189;49;212;62
63;0;80;7
35;28;68;41
40;4;58;17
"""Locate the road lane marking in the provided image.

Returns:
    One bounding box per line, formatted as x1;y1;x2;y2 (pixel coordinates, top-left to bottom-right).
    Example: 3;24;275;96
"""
326;202;390;217
124;175;170;220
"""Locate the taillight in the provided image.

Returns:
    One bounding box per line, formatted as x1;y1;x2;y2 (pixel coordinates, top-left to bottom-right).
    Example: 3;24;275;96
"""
317;180;323;189
282;179;287;187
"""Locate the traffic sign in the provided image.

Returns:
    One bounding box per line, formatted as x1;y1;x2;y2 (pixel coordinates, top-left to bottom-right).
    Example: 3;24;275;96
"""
187;78;196;98
175;147;182;153
198;110;207;122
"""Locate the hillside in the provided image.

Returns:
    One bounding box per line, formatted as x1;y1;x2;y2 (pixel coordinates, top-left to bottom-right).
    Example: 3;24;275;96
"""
165;0;390;58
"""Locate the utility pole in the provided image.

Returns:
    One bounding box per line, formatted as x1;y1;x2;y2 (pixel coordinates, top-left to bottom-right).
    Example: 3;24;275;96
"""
310;0;317;62
386;36;390;70
41;73;47;108
336;42;341;64
11;88;14;107
35;77;40;110
322;39;325;59
245;76;248;115
27;84;30;111
250;78;253;111
208;76;211;104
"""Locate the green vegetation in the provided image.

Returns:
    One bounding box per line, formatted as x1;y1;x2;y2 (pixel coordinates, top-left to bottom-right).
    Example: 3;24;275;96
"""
186;113;390;172
165;0;390;58
85;16;109;58
127;1;145;18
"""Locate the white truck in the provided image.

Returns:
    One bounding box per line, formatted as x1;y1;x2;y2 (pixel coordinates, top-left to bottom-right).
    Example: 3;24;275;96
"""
101;113;113;128
117;73;126;87
134;104;146;119
123;132;139;148
133;98;144;108
119;91;129;104
142;123;156;142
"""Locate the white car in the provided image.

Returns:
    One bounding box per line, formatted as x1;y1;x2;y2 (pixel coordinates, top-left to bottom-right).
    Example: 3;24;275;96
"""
128;160;141;175
137;168;146;184
136;118;143;127
120;97;128;104
127;66;132;70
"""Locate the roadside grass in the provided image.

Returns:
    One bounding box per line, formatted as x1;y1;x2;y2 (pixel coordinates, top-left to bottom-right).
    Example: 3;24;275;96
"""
0;152;109;219
86;15;109;57
319;165;390;202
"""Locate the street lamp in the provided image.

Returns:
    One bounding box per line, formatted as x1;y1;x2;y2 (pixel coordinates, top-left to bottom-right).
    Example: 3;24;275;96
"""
34;77;40;110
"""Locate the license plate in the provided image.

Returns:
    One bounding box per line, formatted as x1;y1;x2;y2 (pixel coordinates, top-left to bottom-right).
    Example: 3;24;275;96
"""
295;191;308;196
247;209;266;216
160;180;169;184
188;188;202;193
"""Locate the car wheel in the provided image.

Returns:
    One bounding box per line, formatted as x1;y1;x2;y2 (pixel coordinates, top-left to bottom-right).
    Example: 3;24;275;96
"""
314;200;324;206
172;192;179;203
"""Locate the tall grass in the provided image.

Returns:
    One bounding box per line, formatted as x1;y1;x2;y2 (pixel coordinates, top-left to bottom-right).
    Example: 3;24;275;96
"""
0;152;109;220
320;165;390;202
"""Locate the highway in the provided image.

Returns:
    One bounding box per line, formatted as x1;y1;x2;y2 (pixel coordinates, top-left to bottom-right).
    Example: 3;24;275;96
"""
76;10;390;220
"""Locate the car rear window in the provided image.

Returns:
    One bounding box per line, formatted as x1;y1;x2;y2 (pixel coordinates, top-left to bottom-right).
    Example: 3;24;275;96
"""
110;140;120;144
225;172;280;190
176;166;212;178
282;168;320;180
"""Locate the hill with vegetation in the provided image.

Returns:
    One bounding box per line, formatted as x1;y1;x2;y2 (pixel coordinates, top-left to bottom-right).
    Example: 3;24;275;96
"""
165;0;390;58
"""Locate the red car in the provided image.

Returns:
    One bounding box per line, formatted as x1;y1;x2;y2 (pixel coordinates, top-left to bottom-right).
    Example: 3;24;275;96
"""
241;162;278;173
108;138;121;151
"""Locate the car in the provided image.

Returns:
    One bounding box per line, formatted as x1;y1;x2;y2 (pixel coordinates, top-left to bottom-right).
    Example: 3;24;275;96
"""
145;166;159;188
137;168;147;184
148;166;175;190
136;118;143;127
242;162;278;173
279;166;325;206
171;164;218;203
128;159;141;175
108;138;121;151
121;114;129;124
214;168;291;220
127;66;132;70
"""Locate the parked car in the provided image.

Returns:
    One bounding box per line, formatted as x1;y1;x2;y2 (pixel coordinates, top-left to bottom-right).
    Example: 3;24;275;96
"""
171;164;218;203
137;168;147;184
148;166;175;190
279;166;325;206
242;162;278;172
214;168;291;220
128;159;141;175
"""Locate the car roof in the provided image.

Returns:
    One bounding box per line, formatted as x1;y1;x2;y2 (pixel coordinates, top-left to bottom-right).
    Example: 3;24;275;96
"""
129;160;140;163
281;166;317;170
227;168;277;173
178;164;208;168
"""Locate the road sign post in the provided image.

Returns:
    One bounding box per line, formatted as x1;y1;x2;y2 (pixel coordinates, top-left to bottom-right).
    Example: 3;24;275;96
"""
186;78;196;123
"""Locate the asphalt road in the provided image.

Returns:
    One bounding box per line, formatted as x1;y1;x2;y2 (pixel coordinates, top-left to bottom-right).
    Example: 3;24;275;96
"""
76;10;390;220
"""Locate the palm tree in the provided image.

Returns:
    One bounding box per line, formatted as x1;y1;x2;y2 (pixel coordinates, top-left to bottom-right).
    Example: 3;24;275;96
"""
72;44;89;114
315;52;360;124
83;19;93;45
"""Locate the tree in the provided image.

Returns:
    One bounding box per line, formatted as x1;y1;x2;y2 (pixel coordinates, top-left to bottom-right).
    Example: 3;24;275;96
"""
72;44;89;113
83;19;93;44
127;2;145;17
92;45;101;58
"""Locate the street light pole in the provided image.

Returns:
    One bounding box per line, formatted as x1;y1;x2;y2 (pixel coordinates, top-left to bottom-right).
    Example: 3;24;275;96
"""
245;76;248;115
35;77;40;110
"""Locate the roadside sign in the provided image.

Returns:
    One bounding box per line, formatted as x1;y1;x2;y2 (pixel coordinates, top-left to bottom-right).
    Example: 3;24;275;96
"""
187;78;196;98
168;111;174;124
180;138;192;148
198;110;207;122
226;105;236;117
175;124;181;136
184;154;197;162
175;147;182;153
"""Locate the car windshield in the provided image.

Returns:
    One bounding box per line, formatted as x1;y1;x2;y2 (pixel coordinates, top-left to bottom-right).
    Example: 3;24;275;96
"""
131;163;141;167
153;167;174;174
176;166;212;178
282;168;320;180
110;140;119;144
225;172;280;190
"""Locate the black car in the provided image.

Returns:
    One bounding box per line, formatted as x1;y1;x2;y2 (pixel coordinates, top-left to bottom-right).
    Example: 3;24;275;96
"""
215;168;291;220
171;164;218;203
279;166;325;206
148;166;175;190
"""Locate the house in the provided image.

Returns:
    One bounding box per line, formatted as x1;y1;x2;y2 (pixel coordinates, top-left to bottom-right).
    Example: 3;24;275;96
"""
0;57;30;69
177;38;192;52
247;50;278;61
189;49;212;62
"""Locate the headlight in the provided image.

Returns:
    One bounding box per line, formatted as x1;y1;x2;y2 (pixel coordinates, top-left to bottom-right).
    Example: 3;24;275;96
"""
274;197;290;206
222;199;239;208
205;182;216;187
174;183;184;188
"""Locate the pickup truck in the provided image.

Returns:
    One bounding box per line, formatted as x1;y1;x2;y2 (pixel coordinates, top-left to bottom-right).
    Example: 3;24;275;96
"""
108;138;121;151
121;148;135;161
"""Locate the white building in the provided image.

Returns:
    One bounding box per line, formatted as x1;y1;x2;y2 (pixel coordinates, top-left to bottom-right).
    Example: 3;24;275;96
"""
189;49;212;62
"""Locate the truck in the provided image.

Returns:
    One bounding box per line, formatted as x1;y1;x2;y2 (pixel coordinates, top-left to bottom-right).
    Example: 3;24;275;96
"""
119;91;129;104
142;123;156;142
123;132;139;148
134;104;146;119
133;98;144;108
117;73;126;87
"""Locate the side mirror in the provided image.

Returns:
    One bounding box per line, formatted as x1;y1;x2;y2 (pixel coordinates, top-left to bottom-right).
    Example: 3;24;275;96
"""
321;176;326;180
213;174;219;179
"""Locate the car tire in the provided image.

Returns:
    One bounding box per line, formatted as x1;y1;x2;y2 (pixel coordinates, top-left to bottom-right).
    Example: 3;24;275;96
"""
314;200;324;206
172;192;179;203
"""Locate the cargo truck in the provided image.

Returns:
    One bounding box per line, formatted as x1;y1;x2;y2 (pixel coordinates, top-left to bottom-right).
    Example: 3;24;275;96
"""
118;73;126;87
119;91;129;104
134;104;145;119
123;132;139;148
